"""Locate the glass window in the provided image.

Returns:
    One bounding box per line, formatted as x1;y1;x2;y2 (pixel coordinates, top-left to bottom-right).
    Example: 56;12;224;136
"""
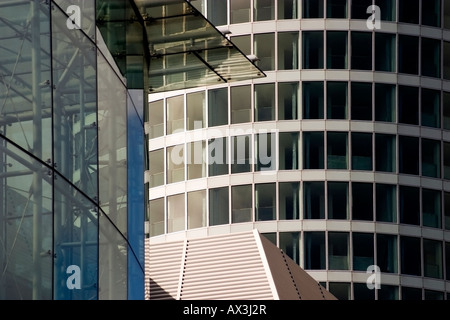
423;239;443;279
398;86;419;125
303;132;324;169
149;100;164;138
208;88;228;127
399;186;420;225
304;181;325;219
422;139;441;178
303;0;324;18
254;0;275;21
329;283;351;300
304;232;326;269
208;137;228;176
352;132;373;171
422;188;442;229
422;0;441;27
209;187;229;226
167;193;185;233
231;0;251;23
279;132;299;170
231;35;251;56
279;182;300;220
351;32;372;70
255;83;275;121
422;38;441;78
327;31;348;69
255;183;276;221
278;82;299;120
378;285;399;300
445;192;450;230
351;82;372;121
398;35;419;75
231;85;251;124
376;0;396;21
327;82;348;119
402;287;423;300
351;0;373;19
446;0;450;29
401;236;421;276
353;283;375;300
278;32;299;70
262;233;277;245
149;149;164;188
231;135;252;173
254;33;275;71
424;290;445;300
375;83;395;122
376;184;397;223
377;234;398;273
328;182;349;219
278;0;298;19
207;0;227;25
399;136;419;175
167;144;185;183
255;133;275;172
187;91;205;130
149;198;164;236
302;31;324;69
328;232;349;270
353;233;374;271
187;190;206;229
327;132;348;169
375;33;396;72
421;88;441;128
375;134;396;172
352;182;373;221
187;141;206;180
303;82;324;119
166;95;184;135
327;0;347;18
399;0;419;24
444;42;450;81
446;242;450;280
444;92;450;129
231;184;252;223
280;232;300;264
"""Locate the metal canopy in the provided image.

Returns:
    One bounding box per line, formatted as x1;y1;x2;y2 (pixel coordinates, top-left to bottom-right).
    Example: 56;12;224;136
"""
100;0;266;92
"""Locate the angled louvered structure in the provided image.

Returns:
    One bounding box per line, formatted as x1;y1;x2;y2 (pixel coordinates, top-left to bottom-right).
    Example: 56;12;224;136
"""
145;230;337;300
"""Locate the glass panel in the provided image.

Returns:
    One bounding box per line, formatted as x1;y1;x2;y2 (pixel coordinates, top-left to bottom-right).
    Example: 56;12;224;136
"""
446;242;450;280
375;84;395;122
445;42;450;80
304;232;326;269
231;35;251;56
445;192;450;230
149;198;164;236
424;290;444;300
377;234;398;273
328;232;349;270
375;33;396;72
399;186;420;225
255;83;275;121
304;181;325;219
303;0;324;18
254;33;275;71
446;0;450;29
255;133;275;172
278;0;298;19
187;91;206;130
351;32;372;70
421;88;441;128
149;100;164;138
231;0;251;23
187;190;206;229
351;132;373;171
232;185;252;223
351;82;372;120
400;236;421;276
209;187;229;226
278;32;299;70
208;137;228;176
352;182;373;221
422;38;441;78
378;285;399;300
376;0;396;21
402;287;423;300
167;145;185;184
445;92;450;130
354;283;375;300
327;31;348;69
208;88;228;127
149;149;164;188
303;82;324;119
280;232;300;264
167;193;185;233
329;283;350;300
376;184;397;223
422;0;441;27
399;136;419;175
231;85;251;124
279;182;300;220
254;0;275;21
353;233;374;271
187;141;206;180
262;233;277;245
422;139;441;178
207;0;227;25
278;82;299;120
422;189;442;229
327;82;348;120
327;0;347;18
423;239;443;279
398;86;419;125
279;132;299;170
399;35;419;75
351;0;373;19
303;132;324;169
399;0;419;23
302;31;324;69
166;95;184;135
327;132;348;169
255;183;276;221
328;182;349;220
231;135;252;173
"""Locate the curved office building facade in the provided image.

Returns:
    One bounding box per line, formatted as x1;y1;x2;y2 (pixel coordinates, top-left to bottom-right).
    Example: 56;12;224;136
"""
147;0;450;300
